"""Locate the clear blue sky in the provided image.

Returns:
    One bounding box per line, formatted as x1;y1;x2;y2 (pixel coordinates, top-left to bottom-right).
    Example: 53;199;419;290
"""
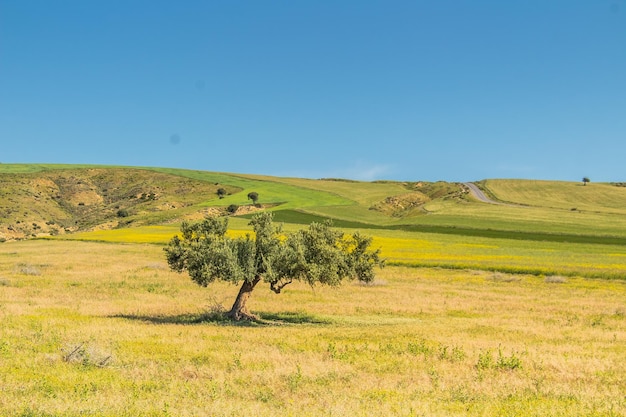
1;1;624;182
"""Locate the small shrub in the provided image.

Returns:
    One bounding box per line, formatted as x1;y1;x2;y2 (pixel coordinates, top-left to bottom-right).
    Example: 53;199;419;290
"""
286;364;304;392
438;344;466;362
116;209;130;218
476;349;493;370
227;204;239;214
407;338;433;356
117;219;133;228
496;348;522;370
476;347;522;371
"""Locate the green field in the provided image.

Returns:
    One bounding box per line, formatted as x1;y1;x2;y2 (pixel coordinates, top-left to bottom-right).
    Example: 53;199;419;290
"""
1;164;625;416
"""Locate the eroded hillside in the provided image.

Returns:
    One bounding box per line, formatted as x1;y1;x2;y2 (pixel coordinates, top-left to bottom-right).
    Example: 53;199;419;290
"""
0;168;239;240
369;181;468;217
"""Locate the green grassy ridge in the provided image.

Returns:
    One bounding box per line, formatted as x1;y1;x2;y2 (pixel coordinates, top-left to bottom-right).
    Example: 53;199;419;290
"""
483;179;626;214
0;164;355;211
145;167;354;210
4;164;626;245
256;209;626;246
236;174;626;240
417;195;626;239
237;173;412;206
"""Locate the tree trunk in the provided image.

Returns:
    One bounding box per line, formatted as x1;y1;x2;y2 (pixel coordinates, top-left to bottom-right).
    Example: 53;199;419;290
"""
227;276;261;321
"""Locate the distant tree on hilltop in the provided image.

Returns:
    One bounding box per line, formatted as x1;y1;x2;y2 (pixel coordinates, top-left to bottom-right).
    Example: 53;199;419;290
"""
582;177;590;186
247;192;259;204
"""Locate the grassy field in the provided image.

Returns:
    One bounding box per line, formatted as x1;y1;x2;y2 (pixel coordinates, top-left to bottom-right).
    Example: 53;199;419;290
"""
1;239;624;416
2;164;626;415
482;179;626;214
60;222;626;280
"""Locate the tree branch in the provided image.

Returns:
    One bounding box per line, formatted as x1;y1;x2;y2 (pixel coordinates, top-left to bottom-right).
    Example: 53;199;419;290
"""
270;278;293;294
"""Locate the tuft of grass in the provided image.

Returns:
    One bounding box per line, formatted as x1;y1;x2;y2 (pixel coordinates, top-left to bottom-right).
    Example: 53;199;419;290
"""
61;342;114;367
495;347;523;370
14;263;43;276
488;272;522;283
476;347;523;371
356;278;387;287
544;275;568;284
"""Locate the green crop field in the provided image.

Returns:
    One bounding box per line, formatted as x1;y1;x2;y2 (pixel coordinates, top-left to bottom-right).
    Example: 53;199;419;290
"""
1;164;625;416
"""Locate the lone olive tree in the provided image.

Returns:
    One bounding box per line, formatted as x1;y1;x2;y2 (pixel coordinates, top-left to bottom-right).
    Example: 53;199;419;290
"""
165;212;384;320
582;177;590;186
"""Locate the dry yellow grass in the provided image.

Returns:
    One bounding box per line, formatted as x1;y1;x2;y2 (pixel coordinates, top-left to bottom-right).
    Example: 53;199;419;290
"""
1;240;625;416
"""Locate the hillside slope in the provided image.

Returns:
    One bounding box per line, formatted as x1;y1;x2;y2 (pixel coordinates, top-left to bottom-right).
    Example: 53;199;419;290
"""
481;179;626;214
2;164;626;243
0;167;239;240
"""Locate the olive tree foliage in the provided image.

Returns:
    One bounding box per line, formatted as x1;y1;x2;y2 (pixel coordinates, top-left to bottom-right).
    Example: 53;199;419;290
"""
247;191;259;204
165;212;384;320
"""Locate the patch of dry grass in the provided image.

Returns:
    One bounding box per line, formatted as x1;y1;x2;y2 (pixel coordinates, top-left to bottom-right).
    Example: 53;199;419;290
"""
1;240;624;416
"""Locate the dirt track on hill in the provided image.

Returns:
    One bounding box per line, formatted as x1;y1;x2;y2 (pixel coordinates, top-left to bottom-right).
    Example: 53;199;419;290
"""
464;182;526;207
464;182;505;205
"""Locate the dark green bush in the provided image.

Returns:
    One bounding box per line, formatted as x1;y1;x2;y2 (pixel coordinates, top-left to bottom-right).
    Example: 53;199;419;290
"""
116;209;129;218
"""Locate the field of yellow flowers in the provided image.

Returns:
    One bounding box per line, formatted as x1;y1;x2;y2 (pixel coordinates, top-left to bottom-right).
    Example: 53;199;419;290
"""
65;223;626;280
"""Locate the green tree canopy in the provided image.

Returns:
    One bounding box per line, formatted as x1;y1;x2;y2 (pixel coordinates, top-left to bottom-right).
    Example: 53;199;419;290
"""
165;212;384;320
247;192;259;204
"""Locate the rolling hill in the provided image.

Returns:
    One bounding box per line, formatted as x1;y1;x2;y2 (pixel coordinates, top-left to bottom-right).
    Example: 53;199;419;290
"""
1;164;626;245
